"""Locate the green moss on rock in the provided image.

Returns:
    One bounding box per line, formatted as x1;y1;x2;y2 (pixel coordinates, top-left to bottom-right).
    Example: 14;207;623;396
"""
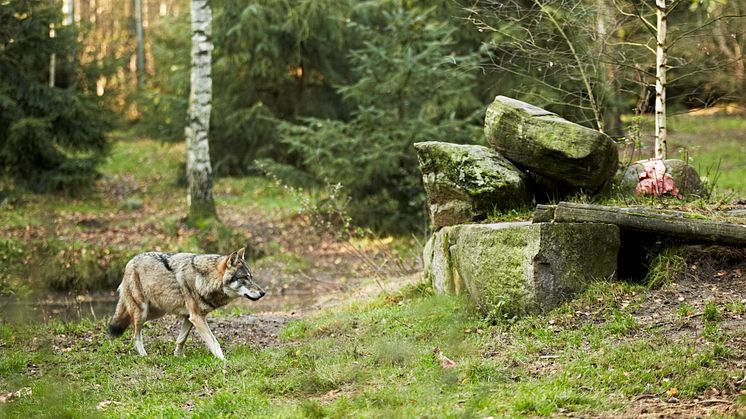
484;96;619;190
414;141;532;229
456;223;534;317
432;221;620;318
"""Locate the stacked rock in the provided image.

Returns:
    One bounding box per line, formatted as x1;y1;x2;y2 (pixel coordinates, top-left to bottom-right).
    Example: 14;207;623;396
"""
415;96;619;229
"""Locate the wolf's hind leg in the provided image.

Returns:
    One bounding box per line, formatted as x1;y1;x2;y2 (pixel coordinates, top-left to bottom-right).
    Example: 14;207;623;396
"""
174;316;193;356
132;310;147;356
189;315;224;360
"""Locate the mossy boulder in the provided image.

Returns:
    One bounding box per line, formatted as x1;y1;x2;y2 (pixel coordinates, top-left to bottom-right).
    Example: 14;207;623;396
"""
414;141;532;229
484;96;619;191
424;221;620;317
617;159;705;198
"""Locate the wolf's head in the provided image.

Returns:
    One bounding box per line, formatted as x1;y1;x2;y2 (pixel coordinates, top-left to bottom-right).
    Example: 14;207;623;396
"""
221;248;265;301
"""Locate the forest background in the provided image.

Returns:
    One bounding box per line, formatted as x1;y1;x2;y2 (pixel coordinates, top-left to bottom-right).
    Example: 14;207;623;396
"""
3;0;744;233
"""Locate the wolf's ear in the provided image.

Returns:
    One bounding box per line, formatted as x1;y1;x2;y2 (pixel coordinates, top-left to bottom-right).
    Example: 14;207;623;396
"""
228;250;239;266
229;248;245;266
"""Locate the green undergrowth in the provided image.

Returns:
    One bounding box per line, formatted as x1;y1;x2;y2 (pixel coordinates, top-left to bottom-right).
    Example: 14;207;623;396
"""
645;246;687;289
0;134;307;294
1;281;744;417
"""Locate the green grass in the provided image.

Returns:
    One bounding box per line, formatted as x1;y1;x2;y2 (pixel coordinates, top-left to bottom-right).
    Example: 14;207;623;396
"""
1;282;744;418
645;246;686;289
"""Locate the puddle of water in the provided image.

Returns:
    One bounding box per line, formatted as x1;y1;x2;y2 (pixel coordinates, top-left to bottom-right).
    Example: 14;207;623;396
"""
0;294;117;324
0;290;317;324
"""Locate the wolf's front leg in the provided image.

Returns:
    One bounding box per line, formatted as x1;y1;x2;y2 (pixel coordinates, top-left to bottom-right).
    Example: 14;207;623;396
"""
189;314;224;360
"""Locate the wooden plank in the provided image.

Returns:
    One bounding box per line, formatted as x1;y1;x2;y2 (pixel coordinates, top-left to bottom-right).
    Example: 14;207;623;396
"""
545;202;746;246
532;204;556;223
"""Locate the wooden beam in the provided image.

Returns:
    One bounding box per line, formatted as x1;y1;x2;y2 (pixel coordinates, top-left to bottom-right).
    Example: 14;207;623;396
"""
534;202;746;246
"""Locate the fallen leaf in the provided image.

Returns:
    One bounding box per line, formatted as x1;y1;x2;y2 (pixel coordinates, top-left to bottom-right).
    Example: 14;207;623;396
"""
434;347;456;368
96;400;121;410
324;389;341;398
0;387;31;403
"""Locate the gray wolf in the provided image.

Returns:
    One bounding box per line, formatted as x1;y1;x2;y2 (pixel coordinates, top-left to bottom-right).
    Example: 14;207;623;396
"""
108;247;265;360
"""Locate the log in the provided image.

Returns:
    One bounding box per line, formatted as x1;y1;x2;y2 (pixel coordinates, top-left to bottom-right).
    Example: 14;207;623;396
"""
533;204;556;223
535;202;746;246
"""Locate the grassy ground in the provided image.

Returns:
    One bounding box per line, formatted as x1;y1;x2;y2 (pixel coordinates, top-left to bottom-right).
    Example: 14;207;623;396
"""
1;272;745;417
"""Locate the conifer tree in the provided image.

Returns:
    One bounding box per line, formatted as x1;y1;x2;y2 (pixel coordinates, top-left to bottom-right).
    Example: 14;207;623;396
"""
0;0;108;192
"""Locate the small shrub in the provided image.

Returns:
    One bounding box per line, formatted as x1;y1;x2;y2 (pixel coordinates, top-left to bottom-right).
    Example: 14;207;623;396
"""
702;323;722;342
724;301;745;315
645;247;686;289
0;238;129;293
676;303;694;318
193;219;248;255
702;301;721;323
299;400;327;419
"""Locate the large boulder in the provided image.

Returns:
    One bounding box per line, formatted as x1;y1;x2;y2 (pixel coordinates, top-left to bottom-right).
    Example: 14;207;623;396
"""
484;96;619;191
423;221;620;317
414;141;532;229
617;158;705;199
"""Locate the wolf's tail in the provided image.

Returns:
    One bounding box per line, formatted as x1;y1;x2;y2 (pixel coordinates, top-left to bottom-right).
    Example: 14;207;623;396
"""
108;267;133;338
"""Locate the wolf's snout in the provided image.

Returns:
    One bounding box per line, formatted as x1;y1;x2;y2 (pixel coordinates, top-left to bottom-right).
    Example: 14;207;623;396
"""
244;287;265;301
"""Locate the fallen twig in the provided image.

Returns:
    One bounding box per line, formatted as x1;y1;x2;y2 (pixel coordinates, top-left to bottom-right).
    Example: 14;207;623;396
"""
698;399;733;406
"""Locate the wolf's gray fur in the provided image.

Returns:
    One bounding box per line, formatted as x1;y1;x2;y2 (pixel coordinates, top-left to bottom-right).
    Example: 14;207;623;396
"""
109;248;264;359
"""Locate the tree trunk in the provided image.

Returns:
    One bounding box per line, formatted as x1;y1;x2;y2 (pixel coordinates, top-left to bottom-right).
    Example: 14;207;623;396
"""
596;0;625;137
655;0;668;159
186;0;216;222
713;9;745;100
79;0;90;23
135;0;145;87
63;0;74;25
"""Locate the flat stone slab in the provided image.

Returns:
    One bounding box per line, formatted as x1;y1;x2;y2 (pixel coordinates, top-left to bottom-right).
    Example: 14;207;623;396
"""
484;96;618;191
414;141;532;229
424;221;619;317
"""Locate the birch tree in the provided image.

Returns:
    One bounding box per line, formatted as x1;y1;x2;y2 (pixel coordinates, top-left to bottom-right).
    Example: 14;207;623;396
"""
186;0;216;222
469;0;743;160
654;0;668;159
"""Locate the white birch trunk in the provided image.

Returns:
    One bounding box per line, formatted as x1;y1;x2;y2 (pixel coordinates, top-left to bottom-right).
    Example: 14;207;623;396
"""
63;0;74;26
186;0;216;221
655;0;668;159
49;52;56;87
